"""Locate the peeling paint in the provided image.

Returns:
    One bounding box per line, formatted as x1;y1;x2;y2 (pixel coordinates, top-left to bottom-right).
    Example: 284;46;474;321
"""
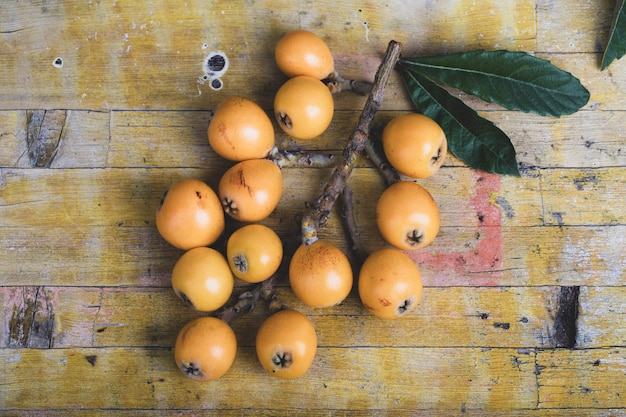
4;286;55;348
6;352;21;364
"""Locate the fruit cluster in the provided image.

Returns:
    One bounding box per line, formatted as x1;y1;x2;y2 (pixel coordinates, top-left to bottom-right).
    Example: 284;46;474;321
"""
156;30;447;382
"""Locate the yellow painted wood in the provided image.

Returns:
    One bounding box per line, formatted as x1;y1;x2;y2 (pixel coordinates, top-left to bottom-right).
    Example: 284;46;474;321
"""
536;0;615;53
0;166;511;229
537;348;626;409
0;168;622;288
0;225;622;288
2;411;626;417
578;286;626;348
0;111;26;167
541;167;625;226
0;0;536;111
3;107;625;170
512;225;625;287
0;226;179;286
543;53;626;112
0;165;578;231
1;0;625;414
47;286;559;349
0;347;537;410
1;284;620;352
497;110;626;168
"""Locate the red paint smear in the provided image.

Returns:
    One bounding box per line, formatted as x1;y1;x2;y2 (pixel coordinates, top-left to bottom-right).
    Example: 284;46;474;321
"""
409;172;504;287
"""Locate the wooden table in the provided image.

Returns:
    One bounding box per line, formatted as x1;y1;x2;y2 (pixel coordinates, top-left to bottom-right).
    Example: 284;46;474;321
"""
1;0;625;415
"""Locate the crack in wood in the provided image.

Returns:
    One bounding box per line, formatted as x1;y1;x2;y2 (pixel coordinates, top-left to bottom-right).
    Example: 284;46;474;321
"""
553;286;580;348
26;110;67;167
0;26;33;34
28;287;55;348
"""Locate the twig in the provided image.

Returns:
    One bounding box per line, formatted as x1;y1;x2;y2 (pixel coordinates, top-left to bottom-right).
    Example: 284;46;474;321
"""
268;146;336;169
215;41;402;324
341;186;368;261
215;229;303;324
216;274;279;324
324;71;373;95
301;40;402;245
364;138;400;186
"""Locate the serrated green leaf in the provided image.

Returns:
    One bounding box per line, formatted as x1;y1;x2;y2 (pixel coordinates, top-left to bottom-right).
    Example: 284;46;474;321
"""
601;0;626;70
399;50;589;117
399;67;520;177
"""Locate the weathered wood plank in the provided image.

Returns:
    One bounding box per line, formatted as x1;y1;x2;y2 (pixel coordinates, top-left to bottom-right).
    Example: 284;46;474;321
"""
0;1;624;415
53;107;626;170
499;225;625;287
1;285;620;350
114;285;607;349
578;287;626;348
0;0;537;111
0;168;212;228
537;348;626;409
2;163;620;247
0;226;179;286
48;286;557;349
0;166;548;230
5;104;626;173
0;166;328;229
0;163;621;289
2;410;626;417
71;285;626;350
541;167;625;226
0;224;622;287
501;110;626;169
0;110;110;169
109;109;359;160
0;111;27;168
108;110;216;168
0;346;537;411
7;107;624;175
540;53;626;112
536;0;614;54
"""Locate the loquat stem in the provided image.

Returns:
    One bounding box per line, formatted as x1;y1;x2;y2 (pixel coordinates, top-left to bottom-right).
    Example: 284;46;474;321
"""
324;71;373;96
364;138;401;186
215;231;302;324
267;146;336;169
341;185;368;261
216;274;280;324
301;40;402;245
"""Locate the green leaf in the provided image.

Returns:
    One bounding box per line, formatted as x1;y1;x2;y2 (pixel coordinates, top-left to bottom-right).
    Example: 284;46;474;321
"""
399;50;589;117
399;67;520;177
601;0;626;70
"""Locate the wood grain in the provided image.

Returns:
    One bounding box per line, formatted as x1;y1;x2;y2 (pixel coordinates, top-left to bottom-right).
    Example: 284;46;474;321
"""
8;285;616;350
0;0;624;414
537;348;626;409
0;0;537;111
0;347;537;410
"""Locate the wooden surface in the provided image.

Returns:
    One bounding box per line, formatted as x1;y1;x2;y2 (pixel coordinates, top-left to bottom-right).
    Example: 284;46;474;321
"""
1;0;625;415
